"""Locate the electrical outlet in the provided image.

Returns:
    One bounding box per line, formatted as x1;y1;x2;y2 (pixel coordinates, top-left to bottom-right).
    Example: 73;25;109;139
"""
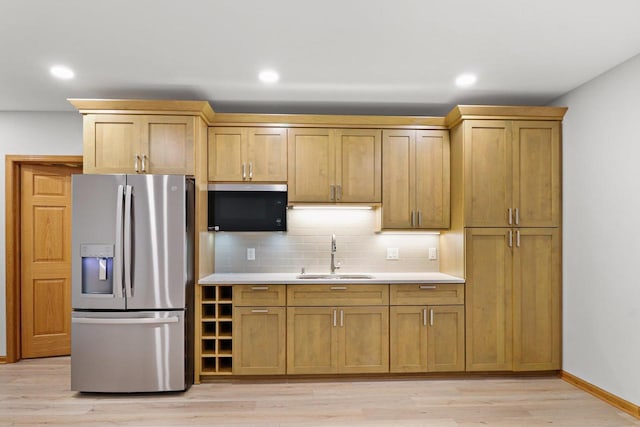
386;247;399;260
428;247;437;260
247;247;255;261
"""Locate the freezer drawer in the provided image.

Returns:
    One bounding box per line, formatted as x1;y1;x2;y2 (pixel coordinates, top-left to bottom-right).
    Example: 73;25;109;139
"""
71;311;187;392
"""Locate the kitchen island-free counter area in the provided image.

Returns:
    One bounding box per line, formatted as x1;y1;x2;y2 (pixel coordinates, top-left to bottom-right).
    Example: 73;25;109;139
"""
196;273;465;380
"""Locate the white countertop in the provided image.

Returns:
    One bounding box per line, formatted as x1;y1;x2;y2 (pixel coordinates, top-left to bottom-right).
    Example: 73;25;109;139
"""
199;272;464;285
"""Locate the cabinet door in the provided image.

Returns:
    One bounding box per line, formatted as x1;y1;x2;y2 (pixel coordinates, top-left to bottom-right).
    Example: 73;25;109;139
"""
287;128;335;202
382;130;414;228
287;307;338;374
513;228;561;371
83;114;139;174
335;129;381;203
464;121;512;227
465;228;513;371
338;307;389;373
247;128;287;182
427;305;465;372
141;115;194;174
512;121;561;227
233;307;286;375
208;127;246;181
415;130;450;228
390;306;427;373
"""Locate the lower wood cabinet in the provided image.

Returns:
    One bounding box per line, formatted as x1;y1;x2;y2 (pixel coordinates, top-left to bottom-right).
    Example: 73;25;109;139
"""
233;307;286;375
287;306;389;374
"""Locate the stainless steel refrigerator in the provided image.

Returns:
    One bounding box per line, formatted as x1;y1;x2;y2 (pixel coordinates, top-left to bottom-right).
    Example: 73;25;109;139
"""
70;174;194;393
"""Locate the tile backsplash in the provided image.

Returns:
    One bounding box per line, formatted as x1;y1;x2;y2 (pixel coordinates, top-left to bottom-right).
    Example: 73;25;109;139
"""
214;208;440;273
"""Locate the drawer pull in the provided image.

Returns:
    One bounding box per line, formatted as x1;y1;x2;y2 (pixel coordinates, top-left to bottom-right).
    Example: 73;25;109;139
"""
419;285;437;290
251;309;269;313
330;286;348;290
250;286;269;291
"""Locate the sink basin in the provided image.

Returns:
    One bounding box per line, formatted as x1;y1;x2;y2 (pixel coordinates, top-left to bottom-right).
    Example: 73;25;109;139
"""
296;274;374;280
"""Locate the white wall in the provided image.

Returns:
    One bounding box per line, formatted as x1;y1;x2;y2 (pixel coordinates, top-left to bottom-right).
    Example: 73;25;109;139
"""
552;53;640;406
0;112;82;357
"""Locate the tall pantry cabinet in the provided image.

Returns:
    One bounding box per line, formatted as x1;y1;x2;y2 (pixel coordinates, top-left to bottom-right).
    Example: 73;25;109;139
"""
441;106;566;372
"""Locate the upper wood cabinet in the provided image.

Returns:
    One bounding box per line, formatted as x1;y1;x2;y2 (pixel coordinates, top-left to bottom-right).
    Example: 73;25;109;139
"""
287;128;381;203
460;120;560;227
382;130;450;229
208;127;287;182
83;114;195;175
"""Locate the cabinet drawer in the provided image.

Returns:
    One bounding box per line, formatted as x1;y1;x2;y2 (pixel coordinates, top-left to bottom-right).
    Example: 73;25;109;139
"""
390;283;464;305
233;285;286;306
287;284;389;306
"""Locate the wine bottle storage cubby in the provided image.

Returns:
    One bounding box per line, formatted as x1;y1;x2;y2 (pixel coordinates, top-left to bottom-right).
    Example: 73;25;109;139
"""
198;284;233;376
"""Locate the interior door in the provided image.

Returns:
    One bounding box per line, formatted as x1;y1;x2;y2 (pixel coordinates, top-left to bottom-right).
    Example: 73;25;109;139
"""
20;164;78;358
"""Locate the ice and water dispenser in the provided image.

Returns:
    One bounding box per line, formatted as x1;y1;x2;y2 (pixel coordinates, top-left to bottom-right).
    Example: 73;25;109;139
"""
80;244;115;295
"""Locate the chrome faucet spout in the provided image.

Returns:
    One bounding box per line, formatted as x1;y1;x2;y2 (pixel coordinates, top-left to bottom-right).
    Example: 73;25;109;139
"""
330;233;340;274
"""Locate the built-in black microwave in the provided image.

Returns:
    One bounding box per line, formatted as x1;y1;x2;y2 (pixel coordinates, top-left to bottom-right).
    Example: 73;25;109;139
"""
208;184;287;231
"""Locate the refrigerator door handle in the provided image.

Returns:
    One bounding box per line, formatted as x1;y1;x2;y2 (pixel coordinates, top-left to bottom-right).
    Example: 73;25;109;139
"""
123;184;133;299
114;185;125;299
72;317;179;325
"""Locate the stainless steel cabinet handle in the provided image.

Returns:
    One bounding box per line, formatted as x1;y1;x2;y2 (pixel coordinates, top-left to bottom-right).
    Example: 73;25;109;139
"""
141;154;147;173
423;308;427;326
340;309;344;327
333;309;337;327
515;208;520;225
330;184;335;201
337;185;342;201
411;211;416;227
249;162;253;179
508;208;513;225
418;211;422;227
419;285;436;290
516;229;521;247
251;309;269;313
242;163;246;180
430;309;434;326
508;229;513;248
330;286;347;290
251;286;269;291
134;155;140;173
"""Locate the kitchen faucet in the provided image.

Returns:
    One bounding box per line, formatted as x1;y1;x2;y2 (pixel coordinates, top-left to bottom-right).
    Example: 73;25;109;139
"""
330;233;340;274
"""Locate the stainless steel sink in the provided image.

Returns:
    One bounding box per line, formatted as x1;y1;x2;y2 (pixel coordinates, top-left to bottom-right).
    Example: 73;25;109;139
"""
296;274;374;280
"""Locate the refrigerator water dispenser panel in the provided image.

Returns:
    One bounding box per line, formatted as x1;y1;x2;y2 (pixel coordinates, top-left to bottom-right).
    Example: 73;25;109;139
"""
80;244;115;295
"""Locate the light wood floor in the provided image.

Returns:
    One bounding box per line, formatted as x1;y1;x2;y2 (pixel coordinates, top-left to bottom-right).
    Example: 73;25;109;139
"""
1;357;639;426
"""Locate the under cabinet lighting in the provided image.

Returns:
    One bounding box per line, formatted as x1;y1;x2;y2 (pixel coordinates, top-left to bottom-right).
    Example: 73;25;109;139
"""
290;205;373;210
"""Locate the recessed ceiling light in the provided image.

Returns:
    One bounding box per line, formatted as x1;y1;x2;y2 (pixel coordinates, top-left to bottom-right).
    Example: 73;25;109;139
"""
50;65;75;80
455;73;477;88
258;69;279;84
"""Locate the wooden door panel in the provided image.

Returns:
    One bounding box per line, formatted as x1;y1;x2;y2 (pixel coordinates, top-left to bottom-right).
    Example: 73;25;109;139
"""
513;228;561;370
335;129;381;202
208;127;246;181
390;306;427;373
233;307;286;375
339;307;389;373
287;128;334;202
84;115;138;174
415;130;450;228
513;121;561;227
21;164;74;358
382;130;414;228
247;128;287;182
286;307;337;374
465;228;513;371
464;121;512;227
427;305;465;372
143;116;194;174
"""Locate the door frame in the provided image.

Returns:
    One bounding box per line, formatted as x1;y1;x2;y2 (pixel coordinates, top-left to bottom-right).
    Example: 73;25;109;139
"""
4;155;82;363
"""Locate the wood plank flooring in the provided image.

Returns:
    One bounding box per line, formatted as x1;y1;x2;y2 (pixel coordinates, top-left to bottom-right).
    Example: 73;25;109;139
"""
1;357;639;426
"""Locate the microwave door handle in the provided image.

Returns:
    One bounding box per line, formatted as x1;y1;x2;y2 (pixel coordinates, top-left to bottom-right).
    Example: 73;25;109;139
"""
123;185;133;299
113;185;125;299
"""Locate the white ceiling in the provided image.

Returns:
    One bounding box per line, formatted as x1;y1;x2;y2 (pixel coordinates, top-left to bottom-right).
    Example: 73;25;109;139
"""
2;0;640;115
